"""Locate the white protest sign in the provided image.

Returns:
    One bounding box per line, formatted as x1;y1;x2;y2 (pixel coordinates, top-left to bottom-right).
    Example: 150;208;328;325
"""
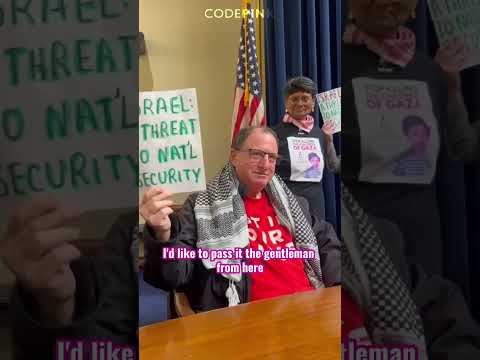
286;137;324;182
316;87;341;134
0;2;139;233
352;78;440;184
139;89;206;194
0;1;138;292
427;0;480;69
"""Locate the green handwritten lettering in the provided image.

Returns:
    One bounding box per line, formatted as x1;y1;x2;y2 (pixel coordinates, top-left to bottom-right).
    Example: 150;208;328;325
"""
76;0;97;23
70;152;89;189
2;108;24;141
12;0;34;25
46;159;67;189
170;96;181;114
75;39;93;74
42;0;67;23
156;97;167;114
96;38;118;73
76;98;98;134
4;47;28;86
51;41;71;80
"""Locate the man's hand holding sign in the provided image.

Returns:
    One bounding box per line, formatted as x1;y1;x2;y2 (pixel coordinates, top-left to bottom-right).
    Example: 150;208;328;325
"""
140;187;174;244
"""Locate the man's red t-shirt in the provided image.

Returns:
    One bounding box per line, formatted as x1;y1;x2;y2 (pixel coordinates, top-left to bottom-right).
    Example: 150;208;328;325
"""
243;192;313;301
342;288;371;345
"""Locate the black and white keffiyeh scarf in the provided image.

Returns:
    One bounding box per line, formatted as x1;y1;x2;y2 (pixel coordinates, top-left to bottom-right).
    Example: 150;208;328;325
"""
194;163;324;306
341;183;427;358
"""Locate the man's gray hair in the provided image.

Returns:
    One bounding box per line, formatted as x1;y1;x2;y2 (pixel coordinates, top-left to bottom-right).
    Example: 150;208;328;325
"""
232;126;279;150
283;76;317;98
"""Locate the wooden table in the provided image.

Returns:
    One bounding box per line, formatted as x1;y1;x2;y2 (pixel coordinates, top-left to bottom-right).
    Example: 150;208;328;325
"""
140;286;340;359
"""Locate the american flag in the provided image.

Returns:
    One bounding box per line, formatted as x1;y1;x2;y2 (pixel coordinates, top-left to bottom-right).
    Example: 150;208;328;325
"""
231;1;266;142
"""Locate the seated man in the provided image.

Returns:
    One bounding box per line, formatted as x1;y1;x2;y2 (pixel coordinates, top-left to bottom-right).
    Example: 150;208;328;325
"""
141;126;341;312
1;200;139;359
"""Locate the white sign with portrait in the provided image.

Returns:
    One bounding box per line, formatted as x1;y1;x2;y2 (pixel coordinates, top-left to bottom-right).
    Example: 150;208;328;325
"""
286;137;324;182
352;78;440;184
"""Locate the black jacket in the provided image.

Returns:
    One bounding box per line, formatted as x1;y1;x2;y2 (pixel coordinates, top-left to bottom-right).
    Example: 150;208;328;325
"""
369;216;480;359
143;193;341;312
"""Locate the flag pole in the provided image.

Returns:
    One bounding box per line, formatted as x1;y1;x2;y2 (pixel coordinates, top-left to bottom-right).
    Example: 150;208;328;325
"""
242;0;252;107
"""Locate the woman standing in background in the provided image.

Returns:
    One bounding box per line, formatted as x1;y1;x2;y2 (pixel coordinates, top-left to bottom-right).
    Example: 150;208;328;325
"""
342;0;479;276
272;76;340;222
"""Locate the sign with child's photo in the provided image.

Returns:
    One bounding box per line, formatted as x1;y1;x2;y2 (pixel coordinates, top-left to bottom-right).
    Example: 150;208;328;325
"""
139;89;206;194
352;78;440;184
317;87;341;134
286;137;324;182
427;0;480;69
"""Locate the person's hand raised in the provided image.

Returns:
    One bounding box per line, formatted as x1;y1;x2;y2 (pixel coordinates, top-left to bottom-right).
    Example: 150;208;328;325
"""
435;38;470;91
322;120;337;143
0;197;82;325
140;187;174;243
